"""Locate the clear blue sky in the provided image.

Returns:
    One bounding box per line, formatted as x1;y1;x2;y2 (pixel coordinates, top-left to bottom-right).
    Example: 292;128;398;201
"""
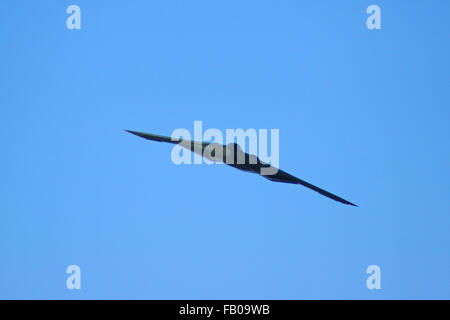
1;1;449;299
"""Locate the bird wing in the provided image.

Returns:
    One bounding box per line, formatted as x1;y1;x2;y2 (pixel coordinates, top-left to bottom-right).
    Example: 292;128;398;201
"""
255;161;357;206
125;129;215;156
125;130;181;144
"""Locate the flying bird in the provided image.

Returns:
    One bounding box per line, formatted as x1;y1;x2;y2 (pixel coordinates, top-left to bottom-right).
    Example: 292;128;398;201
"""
125;130;357;206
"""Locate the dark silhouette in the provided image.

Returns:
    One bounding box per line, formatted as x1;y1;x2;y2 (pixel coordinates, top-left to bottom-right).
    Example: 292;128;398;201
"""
125;130;357;206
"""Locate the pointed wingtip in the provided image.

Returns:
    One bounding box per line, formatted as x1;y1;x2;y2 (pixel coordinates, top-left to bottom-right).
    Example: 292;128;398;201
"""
348;202;359;207
124;129;143;137
124;129;149;140
124;129;180;144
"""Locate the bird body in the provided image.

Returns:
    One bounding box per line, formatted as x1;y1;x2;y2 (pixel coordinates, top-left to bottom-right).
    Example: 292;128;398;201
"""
125;129;357;206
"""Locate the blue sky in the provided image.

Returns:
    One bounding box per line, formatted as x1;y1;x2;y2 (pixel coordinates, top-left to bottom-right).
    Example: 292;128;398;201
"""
1;1;449;299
